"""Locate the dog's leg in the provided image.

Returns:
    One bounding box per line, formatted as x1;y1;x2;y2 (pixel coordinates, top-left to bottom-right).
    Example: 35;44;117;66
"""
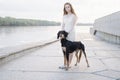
75;50;79;66
78;50;82;63
64;55;67;67
83;50;90;67
66;51;69;71
62;50;67;67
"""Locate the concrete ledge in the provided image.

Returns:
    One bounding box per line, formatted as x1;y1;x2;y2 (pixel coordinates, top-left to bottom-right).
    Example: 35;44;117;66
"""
91;11;120;44
93;11;120;36
90;28;120;44
0;37;58;65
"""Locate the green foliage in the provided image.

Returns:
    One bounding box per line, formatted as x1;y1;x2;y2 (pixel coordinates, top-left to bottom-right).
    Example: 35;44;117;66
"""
0;17;60;26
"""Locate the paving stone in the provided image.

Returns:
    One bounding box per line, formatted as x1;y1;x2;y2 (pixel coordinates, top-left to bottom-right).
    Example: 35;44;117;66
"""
102;58;120;71
0;71;114;80
0;33;119;80
94;70;120;79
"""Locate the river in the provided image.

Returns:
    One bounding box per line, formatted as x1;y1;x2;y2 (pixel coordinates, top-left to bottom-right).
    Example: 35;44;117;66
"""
0;26;92;48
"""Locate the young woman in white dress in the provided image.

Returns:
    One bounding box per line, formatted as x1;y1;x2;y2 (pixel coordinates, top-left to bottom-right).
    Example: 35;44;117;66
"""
60;2;78;69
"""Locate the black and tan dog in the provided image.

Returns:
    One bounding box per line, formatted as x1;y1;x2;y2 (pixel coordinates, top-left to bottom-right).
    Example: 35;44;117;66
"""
57;30;90;70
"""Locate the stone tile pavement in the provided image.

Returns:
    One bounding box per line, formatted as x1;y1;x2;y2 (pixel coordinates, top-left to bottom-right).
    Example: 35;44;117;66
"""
0;33;120;80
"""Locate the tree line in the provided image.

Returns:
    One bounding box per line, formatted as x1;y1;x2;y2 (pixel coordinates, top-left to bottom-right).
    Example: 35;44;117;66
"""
0;17;60;26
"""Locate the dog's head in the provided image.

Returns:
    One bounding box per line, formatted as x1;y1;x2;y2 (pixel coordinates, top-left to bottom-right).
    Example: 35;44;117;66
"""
57;30;68;39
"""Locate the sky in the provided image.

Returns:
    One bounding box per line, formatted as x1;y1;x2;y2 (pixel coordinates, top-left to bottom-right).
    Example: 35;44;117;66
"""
0;0;120;23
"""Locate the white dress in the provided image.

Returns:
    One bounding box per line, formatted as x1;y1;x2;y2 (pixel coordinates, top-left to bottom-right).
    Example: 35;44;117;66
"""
61;14;77;41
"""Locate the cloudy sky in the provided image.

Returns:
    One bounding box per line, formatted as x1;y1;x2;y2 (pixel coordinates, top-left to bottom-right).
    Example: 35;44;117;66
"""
0;0;120;23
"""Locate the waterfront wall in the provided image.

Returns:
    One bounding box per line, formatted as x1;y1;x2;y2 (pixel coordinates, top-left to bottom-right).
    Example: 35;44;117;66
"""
90;11;120;44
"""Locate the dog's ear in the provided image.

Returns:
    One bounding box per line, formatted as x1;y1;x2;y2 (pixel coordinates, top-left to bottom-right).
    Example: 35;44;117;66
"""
57;31;60;39
64;31;68;37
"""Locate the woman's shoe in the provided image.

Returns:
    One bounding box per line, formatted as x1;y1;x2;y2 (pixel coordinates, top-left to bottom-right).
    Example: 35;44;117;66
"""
59;65;66;69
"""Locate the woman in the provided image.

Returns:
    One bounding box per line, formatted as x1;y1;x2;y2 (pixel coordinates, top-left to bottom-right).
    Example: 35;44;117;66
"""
60;2;78;69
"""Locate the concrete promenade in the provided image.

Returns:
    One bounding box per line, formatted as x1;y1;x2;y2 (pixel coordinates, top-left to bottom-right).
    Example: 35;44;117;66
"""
0;32;120;80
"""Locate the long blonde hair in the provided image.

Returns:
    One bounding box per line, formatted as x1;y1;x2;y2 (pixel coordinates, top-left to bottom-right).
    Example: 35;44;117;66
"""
63;2;76;16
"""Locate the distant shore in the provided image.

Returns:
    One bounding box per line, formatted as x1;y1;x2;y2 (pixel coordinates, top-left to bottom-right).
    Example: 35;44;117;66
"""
0;16;93;26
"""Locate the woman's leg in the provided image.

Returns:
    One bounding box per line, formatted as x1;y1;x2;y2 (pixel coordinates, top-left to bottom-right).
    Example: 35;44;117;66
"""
59;50;66;69
69;53;73;65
